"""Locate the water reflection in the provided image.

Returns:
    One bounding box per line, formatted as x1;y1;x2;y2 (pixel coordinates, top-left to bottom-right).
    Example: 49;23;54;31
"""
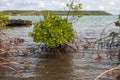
34;54;73;80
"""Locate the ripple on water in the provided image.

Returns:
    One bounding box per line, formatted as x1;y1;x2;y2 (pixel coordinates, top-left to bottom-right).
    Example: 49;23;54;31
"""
1;16;119;80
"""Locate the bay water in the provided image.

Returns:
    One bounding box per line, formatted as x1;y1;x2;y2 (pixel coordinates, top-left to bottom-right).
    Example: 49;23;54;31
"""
2;15;119;80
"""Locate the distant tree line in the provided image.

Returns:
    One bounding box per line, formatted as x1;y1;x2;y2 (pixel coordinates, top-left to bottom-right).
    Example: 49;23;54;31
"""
0;10;111;16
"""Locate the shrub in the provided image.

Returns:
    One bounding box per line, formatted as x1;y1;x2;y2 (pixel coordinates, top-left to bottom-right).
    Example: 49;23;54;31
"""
0;13;8;29
30;11;74;48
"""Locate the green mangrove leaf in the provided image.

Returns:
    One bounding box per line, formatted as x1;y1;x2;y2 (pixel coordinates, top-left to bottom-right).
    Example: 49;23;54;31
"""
30;11;74;48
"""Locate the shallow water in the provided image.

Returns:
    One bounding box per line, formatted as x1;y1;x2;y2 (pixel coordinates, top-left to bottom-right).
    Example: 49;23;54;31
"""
0;52;118;80
1;16;119;80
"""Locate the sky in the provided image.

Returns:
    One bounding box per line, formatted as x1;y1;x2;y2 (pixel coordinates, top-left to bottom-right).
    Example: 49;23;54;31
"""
0;0;120;14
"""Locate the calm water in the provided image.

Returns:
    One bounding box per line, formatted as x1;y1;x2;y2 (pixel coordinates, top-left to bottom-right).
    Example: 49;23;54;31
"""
1;16;119;80
9;15;119;40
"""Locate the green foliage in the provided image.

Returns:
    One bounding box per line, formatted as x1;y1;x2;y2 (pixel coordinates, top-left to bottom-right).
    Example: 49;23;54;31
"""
0;13;8;29
109;15;120;37
114;15;120;27
66;2;82;17
30;11;74;48
66;2;82;11
109;32;118;37
115;21;120;27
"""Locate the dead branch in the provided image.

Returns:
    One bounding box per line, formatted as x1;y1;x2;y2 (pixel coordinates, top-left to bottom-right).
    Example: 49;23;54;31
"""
95;65;120;80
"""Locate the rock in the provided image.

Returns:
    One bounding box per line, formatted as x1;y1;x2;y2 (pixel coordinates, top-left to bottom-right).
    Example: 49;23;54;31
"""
7;19;32;26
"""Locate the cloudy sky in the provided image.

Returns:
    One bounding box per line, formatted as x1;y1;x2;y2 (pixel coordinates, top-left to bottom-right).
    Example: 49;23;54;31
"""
0;0;120;14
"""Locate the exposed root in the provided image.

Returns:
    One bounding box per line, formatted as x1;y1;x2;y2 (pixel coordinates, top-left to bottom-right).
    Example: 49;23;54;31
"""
95;65;120;80
0;29;27;76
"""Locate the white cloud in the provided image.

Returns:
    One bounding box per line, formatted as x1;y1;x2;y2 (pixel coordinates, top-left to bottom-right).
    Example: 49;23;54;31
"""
0;0;120;14
85;5;91;10
109;2;115;6
4;0;9;2
99;6;105;10
38;2;45;8
52;1;66;8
